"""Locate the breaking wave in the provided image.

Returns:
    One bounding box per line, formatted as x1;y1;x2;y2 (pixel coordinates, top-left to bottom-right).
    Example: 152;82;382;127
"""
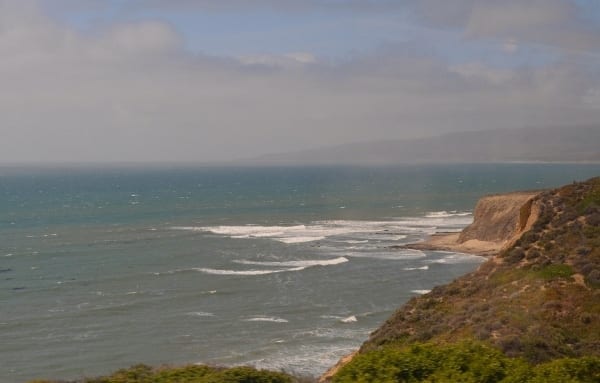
243;316;289;323
190;267;306;276
234;257;348;268
425;211;472;218
403;265;429;271
411;289;432;295
171;214;472;246
430;253;485;264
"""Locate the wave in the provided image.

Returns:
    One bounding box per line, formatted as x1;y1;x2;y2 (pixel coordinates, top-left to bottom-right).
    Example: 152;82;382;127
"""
243;316;289;323
429;253;484;264
234;257;348;268
403;265;429;271
177;225;306;237
186;311;215;317
174;217;464;244
425;211;472;218
275;236;326;244
411;289;431;295
161;256;347;277
191;267;306;276
340;315;357;323
345;249;425;260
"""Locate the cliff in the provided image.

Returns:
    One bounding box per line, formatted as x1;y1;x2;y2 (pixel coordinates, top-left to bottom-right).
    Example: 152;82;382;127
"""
457;191;540;246
408;190;540;256
329;177;600;382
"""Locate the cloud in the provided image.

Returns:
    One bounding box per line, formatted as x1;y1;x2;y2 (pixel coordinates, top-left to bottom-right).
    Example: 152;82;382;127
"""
501;39;519;54
41;0;409;15
238;52;317;67
0;0;599;163
128;0;407;13
416;0;600;54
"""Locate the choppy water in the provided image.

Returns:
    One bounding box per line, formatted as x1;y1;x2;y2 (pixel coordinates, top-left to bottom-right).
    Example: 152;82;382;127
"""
1;164;599;382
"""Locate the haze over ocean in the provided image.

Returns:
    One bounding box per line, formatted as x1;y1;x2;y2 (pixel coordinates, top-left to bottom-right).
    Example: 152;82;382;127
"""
2;163;599;382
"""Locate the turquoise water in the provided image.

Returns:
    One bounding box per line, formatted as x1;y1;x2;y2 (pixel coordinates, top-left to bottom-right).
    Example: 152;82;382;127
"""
1;164;599;382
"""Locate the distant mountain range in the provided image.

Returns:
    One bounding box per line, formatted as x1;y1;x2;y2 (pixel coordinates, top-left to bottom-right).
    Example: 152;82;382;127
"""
248;126;600;165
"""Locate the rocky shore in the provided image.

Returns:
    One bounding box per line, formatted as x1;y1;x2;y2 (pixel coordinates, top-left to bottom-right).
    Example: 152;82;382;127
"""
321;181;600;382
402;190;541;256
327;177;599;382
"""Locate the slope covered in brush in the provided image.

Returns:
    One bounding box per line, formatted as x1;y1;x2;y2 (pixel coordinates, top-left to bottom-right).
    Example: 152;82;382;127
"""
365;177;600;360
331;177;600;382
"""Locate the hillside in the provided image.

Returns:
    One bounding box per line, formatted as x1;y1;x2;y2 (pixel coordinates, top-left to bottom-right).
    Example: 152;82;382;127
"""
29;178;600;383
330;177;600;382
248;126;600;165
407;191;540;256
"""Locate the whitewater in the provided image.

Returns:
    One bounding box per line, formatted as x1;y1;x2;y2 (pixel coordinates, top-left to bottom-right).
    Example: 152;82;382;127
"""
2;164;599;382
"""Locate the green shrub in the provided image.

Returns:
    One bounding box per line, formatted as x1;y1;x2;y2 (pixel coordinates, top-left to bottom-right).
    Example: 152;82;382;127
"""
333;341;600;383
333;341;525;383
529;357;600;383
217;367;294;383
30;364;297;383
536;264;574;280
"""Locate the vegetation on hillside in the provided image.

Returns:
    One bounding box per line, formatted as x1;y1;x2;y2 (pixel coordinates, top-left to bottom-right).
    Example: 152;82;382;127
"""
363;177;599;364
333;341;600;383
28;364;305;383
29;178;600;383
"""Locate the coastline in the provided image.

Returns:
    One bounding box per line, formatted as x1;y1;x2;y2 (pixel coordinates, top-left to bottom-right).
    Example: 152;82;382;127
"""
320;190;542;381
397;232;501;257
399;190;542;257
319;230;498;382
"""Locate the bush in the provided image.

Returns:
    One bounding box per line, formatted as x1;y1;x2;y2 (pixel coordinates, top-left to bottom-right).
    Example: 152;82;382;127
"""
530;357;600;383
30;365;297;383
537;264;574;280
504;247;525;263
333;341;525;383
333;341;600;383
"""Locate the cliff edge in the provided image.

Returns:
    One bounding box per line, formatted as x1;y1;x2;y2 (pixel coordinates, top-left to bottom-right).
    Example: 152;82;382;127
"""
328;177;600;382
408;190;540;255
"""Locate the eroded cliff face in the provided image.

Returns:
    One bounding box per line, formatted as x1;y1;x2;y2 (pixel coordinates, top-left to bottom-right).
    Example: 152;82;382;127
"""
407;190;541;256
457;191;540;250
361;177;600;362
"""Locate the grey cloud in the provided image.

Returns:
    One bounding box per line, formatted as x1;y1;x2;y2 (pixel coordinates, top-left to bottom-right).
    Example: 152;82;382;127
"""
1;1;599;163
130;0;407;13
42;0;408;14
416;0;600;53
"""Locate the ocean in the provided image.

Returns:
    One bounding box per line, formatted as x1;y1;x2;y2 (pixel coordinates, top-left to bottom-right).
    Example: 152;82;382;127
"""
1;164;599;382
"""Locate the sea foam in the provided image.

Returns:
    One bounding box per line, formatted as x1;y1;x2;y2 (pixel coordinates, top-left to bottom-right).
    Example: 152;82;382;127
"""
191;267;305;276
243;316;289;323
234;257;348;268
430;253;485;264
403;265;429;271
425;211;472;218
175;216;467;246
344;249;425;260
340;315;357;323
411;289;432;295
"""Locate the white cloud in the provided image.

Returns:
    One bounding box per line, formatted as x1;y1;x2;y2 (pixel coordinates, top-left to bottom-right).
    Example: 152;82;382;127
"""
0;0;599;163
502;39;518;54
416;0;600;54
238;52;317;67
449;63;514;85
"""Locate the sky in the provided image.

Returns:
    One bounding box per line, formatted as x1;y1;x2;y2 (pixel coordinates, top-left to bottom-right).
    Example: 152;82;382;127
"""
1;0;599;163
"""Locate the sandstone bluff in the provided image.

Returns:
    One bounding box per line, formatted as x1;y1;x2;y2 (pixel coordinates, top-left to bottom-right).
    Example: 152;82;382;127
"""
323;177;599;382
